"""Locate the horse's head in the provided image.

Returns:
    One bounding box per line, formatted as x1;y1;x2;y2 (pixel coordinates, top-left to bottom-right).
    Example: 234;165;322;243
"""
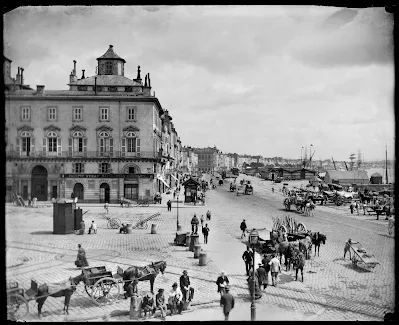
73;271;89;287
159;261;167;274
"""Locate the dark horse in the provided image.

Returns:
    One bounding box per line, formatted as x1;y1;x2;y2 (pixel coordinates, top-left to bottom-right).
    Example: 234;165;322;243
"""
292;250;305;282
36;272;89;317
298;235;312;260
274;241;298;271
310;232;327;257
118;260;167;295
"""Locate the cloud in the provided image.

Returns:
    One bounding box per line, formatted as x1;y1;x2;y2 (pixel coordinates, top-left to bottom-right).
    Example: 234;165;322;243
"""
289;8;394;68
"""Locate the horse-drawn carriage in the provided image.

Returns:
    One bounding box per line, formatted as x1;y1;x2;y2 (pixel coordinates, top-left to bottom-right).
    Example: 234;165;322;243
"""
7;281;32;320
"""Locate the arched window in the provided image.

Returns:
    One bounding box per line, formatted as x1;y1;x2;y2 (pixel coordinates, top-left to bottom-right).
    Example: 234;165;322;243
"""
47;131;58;152
98;131;113;157
73;131;83;137
18;131;33;157
21;131;31;137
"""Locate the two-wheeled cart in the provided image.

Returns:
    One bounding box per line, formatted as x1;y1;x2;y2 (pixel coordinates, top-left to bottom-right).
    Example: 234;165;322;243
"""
7;280;39;320
348;242;379;269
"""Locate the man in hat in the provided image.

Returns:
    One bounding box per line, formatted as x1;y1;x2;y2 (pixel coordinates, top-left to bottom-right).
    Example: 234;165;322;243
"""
180;270;194;302
216;270;230;297
191;214;199;235
256;263;267;290
141;292;155;318
155;288;167;320
240;219;247;238
242;246;253;276
220;285;235;321
268;254;281;287
168;282;183;315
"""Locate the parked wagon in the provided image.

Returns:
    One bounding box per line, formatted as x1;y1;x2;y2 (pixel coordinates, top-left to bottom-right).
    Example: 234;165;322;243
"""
83;266;121;305
174;231;190;246
348;242;379;269
7;281;32;320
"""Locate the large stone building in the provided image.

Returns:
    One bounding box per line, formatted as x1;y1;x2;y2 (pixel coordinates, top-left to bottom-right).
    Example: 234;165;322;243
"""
5;45;181;203
195;147;219;172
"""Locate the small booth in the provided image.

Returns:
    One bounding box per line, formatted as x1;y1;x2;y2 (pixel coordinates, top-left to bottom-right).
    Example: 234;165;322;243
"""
182;178;201;204
370;172;383;184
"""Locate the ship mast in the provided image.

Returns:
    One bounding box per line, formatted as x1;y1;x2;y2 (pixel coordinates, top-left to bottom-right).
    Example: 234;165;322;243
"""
385;143;389;184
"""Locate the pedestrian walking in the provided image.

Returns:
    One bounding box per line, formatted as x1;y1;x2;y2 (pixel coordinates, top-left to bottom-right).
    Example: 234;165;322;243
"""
240;219;247;238
203;223;210;244
75;243;89;267
206;210;211;221
242;246;253;276
255;263;267;290
191;214;199;234
355;201;359;215
32;196;37;208
268;254;281;286
220;285;234;321
167;199;172;212
104;202;109;213
173;190;176;199
200;215;205;226
261;254;271;287
216;270;230;297
350;201;355;214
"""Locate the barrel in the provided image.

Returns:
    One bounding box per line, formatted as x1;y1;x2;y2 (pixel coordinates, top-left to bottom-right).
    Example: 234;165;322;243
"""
151;224;157;234
199;252;207;266
126;223;133;234
194;245;201;258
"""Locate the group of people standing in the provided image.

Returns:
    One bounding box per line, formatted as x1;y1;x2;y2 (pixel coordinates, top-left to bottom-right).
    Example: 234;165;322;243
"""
191;211;211;244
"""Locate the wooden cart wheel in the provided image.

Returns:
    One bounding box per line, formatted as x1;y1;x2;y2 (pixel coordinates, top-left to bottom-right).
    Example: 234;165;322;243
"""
279;225;287;233
297;223;307;233
91;277;120;305
7;293;29;321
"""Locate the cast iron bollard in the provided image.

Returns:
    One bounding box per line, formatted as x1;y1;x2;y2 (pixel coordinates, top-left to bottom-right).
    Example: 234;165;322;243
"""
151;224;157;234
199;252;207;266
189;234;199;252
194;245;201;258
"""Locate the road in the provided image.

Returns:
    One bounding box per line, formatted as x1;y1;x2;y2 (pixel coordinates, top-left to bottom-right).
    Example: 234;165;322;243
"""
5;173;394;321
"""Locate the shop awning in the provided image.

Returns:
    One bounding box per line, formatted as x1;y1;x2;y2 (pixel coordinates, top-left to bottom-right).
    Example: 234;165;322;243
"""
157;175;170;188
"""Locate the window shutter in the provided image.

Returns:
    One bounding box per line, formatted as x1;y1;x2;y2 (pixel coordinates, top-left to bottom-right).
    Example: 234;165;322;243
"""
72;163;75;173
82;163;85;173
97;137;100;156
16;138;21;157
108;163;112;174
42;138;47;156
136;138;141;157
68;138;73;157
57;137;62;157
98;163;102;173
31;137;35;157
98;107;101;121
83;138;87;157
109;138;114;157
121;138;126;157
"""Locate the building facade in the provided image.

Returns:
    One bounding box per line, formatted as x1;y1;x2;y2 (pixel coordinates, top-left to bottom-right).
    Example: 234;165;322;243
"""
5;45;179;203
195;147;218;172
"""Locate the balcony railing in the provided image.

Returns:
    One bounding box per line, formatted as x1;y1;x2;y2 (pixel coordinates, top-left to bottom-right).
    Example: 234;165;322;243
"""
6;150;168;159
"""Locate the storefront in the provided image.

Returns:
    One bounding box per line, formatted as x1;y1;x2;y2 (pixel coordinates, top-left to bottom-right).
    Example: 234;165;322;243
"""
61;173;155;203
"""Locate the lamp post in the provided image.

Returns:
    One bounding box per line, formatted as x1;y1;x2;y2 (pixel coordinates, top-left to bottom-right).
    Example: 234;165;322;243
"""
301;146;303;167
249;229;259;321
310;144;313;169
176;191;181;231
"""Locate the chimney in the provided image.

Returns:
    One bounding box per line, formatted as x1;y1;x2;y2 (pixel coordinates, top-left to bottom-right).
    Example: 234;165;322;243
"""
109;44;113;49
73;60;77;75
20;67;24;85
16;67;21;84
81;69;85;79
36;85;45;94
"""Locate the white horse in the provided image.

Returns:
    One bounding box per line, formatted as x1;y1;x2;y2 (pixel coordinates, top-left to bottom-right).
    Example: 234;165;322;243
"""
305;201;315;216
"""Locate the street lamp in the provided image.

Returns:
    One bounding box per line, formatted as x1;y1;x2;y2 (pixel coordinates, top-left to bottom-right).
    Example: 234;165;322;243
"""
249;229;259;321
301;146;304;167
176;191;181;231
310;144;313;169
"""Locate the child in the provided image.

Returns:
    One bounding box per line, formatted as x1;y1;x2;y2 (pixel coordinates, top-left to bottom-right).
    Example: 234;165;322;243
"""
104;202;109;213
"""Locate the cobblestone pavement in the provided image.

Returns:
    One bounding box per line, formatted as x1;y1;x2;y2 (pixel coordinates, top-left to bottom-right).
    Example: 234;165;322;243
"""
6;175;394;321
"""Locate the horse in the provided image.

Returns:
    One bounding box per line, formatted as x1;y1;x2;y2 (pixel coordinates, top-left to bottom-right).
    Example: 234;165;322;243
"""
299;235;312;260
274;241;298;271
36;271;89;317
310;232;327;257
359;192;372;205
118;260;167;295
291;250;305;282
304;201;315;216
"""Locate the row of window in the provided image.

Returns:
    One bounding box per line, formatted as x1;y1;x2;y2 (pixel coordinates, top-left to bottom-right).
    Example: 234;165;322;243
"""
71;163;139;174
20;105;137;122
15;132;141;156
77;86;134;92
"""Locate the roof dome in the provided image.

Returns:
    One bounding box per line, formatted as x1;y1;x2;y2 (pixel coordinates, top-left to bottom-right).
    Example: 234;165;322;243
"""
97;45;126;63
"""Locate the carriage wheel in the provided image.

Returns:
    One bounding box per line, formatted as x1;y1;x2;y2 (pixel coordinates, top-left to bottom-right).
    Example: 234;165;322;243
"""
91;277;120;305
297;223;307;233
7;293;29;321
279;225;287;234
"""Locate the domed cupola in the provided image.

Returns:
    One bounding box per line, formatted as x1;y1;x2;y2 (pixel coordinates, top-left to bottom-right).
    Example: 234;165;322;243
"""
96;45;126;76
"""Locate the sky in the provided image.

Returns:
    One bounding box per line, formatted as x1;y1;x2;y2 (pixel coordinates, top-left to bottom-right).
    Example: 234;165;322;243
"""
4;5;395;161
